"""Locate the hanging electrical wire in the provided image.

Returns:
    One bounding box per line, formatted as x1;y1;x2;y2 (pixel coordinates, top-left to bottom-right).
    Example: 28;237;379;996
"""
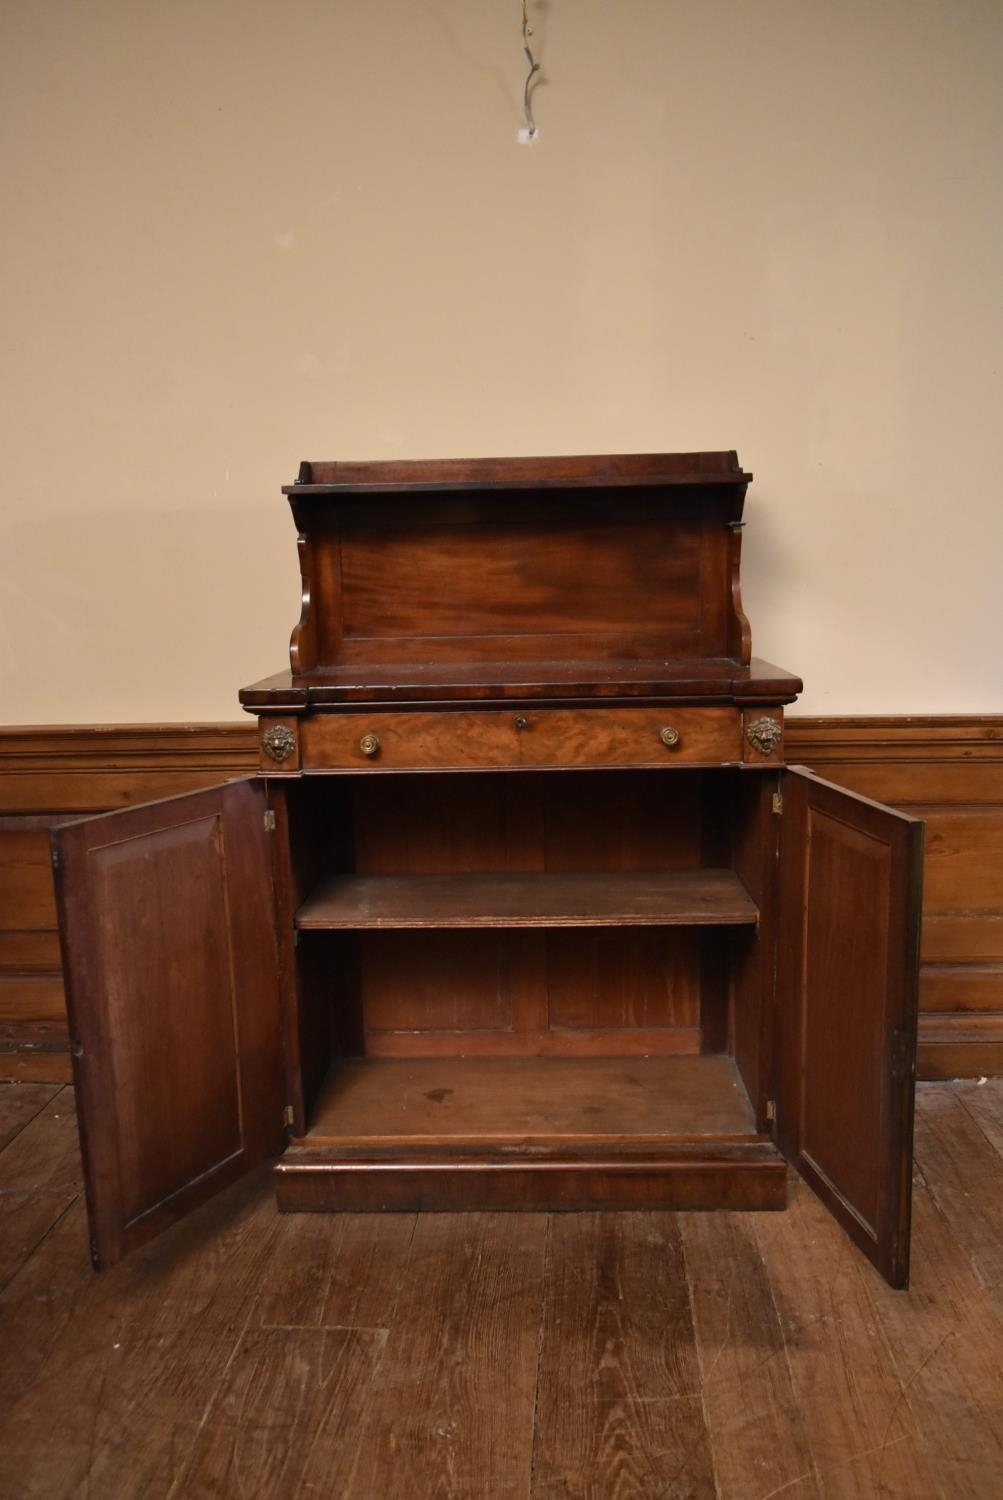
522;0;540;138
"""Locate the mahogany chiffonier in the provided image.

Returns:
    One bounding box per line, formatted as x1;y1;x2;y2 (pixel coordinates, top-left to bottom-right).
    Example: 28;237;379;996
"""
53;453;923;1285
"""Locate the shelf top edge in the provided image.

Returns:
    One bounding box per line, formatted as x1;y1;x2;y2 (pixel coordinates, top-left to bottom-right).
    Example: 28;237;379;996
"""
283;452;751;495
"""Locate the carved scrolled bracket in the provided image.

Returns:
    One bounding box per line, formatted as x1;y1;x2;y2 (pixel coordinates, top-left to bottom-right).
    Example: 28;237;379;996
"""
726;513;752;666
287;490;319;676
746;717;783;756
261;723;296;763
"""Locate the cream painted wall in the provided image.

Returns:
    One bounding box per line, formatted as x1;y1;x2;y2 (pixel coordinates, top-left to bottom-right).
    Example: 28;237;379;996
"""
1;0;1001;723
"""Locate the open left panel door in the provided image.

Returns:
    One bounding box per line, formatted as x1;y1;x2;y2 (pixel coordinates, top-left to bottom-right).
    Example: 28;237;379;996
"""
53;779;286;1269
777;767;923;1287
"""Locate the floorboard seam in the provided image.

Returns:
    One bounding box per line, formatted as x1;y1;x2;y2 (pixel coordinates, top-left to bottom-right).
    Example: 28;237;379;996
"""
916;1100;993;1243
0;1083;63;1158
866;1300;952;1500
915;1092;1003;1341
0;1187;78;1197
388;1212;419;1326
0;1190;79;1298
678;1216;724;1500
258;1322;391;1334
526;1211;551;1500
952;1082;1003;1163
754;1198;825;1499
162;1294;261;1500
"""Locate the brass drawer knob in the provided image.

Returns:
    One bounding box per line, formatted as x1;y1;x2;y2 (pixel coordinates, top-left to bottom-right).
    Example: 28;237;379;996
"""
659;725;681;748
359;732;381;758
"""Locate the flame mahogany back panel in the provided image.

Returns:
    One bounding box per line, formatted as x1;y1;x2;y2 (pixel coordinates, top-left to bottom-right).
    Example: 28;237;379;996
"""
292;491;744;671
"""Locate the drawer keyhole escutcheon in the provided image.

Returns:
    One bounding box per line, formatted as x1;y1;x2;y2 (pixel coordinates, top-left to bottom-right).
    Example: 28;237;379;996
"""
359;732;381;758
659;725;681;748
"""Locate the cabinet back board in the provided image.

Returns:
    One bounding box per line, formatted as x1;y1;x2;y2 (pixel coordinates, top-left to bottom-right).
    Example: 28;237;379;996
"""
295;770;733;1062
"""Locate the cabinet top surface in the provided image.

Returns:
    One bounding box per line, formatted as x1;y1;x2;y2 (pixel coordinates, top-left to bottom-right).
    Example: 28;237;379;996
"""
239;657;803;708
285;451;751;495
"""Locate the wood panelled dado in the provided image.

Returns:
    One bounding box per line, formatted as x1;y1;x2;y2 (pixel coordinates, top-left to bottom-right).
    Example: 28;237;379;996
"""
0;726;258;1082
786;718;1003;1081
1;718;1000;1082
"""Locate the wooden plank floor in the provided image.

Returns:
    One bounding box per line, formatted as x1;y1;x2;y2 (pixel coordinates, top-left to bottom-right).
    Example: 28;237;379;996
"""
1;1082;1002;1498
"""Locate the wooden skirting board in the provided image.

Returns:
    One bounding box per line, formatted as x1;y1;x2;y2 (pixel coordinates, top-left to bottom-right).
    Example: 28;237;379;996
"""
787;718;1003;1080
1;717;1000;1082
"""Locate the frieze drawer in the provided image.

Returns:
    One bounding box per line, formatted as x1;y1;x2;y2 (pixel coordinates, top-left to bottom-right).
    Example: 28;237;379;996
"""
296;707;760;771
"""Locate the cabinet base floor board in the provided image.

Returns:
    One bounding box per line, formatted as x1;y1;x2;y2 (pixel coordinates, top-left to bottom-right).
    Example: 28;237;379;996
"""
277;1053;785;1213
301;1053;759;1144
274;1143;788;1214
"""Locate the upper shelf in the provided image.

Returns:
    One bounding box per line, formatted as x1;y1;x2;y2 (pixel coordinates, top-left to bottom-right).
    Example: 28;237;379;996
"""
276;451;769;694
295;870;759;931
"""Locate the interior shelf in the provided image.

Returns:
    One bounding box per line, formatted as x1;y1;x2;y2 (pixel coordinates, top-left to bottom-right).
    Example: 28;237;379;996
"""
300;1054;760;1147
295;869;759;931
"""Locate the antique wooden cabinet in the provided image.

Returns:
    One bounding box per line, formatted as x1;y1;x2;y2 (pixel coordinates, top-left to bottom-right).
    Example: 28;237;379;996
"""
53;453;923;1285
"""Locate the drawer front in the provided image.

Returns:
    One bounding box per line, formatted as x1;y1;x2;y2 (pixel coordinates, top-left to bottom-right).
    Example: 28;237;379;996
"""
299;707;745;771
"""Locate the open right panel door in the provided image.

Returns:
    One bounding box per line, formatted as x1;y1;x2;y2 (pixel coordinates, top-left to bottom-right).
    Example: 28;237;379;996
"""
777;767;924;1287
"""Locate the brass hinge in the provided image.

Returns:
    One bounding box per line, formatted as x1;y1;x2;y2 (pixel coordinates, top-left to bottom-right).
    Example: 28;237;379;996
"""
263;809;276;832
283;1104;295;1127
765;1098;777;1124
772;792;783;815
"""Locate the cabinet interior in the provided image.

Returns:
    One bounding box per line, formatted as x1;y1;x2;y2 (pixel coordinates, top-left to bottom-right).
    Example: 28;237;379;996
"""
278;767;777;1151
